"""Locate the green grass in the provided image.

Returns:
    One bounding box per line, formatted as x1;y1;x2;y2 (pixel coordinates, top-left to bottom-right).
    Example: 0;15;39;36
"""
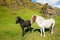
0;6;60;40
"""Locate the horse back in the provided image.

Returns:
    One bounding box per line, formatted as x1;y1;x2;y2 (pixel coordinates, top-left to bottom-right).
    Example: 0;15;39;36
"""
40;18;55;28
21;20;31;27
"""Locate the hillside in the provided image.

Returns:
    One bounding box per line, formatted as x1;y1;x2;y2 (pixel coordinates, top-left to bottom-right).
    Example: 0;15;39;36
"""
0;0;58;17
54;8;60;16
0;6;60;40
0;0;60;40
0;0;43;10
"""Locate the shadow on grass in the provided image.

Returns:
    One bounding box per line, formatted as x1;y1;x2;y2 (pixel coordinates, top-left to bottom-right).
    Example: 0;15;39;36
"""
23;28;33;36
34;28;50;33
25;28;33;32
34;29;40;32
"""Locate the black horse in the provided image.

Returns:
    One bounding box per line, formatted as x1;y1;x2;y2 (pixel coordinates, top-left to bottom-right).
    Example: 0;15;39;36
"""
16;17;32;36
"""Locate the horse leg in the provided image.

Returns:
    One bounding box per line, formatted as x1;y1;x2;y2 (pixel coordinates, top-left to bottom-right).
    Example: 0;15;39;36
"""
40;28;42;36
51;26;54;35
42;28;45;37
22;28;24;36
27;26;29;29
27;26;31;32
51;23;54;35
29;25;32;32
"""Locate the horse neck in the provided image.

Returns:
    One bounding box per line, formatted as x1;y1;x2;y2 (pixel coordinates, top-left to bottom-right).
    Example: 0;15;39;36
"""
36;16;45;24
19;19;24;24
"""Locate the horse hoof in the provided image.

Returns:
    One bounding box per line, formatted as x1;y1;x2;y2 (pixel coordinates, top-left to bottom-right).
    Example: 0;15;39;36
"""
22;34;24;37
41;34;42;36
51;32;53;35
44;35;45;37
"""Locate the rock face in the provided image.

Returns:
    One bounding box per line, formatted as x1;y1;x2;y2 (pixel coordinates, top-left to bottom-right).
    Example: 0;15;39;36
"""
41;3;57;17
0;0;6;6
0;0;43;10
0;0;57;16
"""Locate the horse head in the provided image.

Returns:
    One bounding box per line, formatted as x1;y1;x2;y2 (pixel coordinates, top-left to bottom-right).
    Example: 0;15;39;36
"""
16;17;20;24
31;15;36;23
16;17;24;24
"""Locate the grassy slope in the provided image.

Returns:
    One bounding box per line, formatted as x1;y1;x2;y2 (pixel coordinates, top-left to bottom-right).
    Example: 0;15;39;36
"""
0;6;60;40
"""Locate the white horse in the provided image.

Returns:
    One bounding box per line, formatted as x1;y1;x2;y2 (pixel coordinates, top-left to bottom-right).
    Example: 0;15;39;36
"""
31;15;55;37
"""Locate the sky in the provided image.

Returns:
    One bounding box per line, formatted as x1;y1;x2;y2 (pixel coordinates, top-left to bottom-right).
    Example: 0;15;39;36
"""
31;0;60;8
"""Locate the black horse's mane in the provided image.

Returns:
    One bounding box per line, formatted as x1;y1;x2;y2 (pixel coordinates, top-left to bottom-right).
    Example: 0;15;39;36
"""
17;17;24;21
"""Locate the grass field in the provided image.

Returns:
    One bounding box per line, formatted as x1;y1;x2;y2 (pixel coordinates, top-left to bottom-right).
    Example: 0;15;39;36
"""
0;6;60;40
